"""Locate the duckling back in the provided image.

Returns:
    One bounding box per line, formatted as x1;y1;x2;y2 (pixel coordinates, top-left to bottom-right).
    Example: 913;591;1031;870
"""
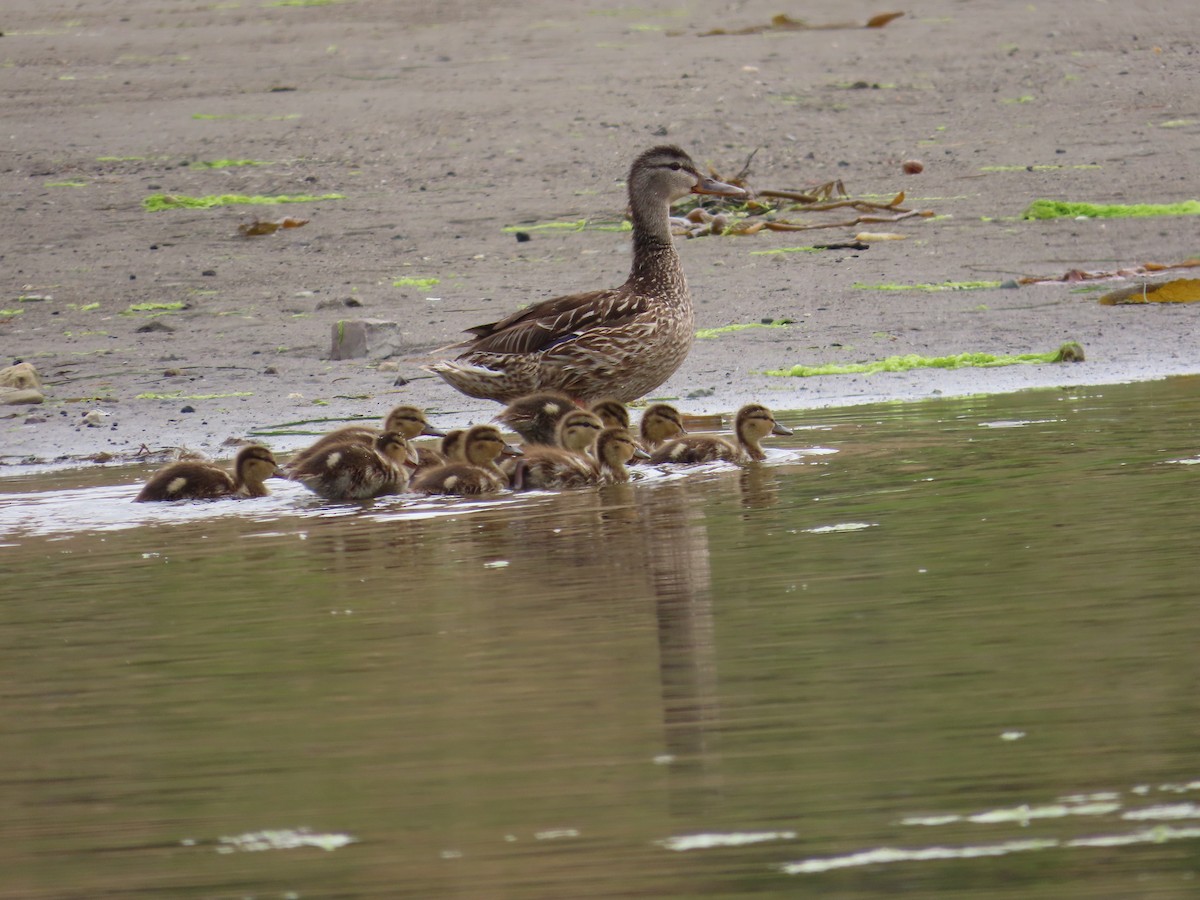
290;431;410;501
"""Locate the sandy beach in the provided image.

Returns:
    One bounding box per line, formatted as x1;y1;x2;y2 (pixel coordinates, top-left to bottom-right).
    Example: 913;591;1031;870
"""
3;0;1198;467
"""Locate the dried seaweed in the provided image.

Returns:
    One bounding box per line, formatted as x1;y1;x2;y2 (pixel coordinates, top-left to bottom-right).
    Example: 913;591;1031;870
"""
693;11;903;37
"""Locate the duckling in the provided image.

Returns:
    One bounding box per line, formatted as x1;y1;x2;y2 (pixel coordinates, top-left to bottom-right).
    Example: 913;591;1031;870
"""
638;403;687;450
426;145;746;403
290;431;411;501
589;398;630;431
285;404;443;472
410;424;523;496
135;444;281;502
596;427;651;484
649;404;792;465
411;428;468;476
494;391;576;446
508;410;605;490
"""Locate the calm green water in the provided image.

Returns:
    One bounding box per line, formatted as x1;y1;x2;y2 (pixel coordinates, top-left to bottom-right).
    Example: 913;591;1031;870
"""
2;378;1199;899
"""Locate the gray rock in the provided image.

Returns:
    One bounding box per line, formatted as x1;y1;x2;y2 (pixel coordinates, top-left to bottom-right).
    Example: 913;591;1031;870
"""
330;318;407;360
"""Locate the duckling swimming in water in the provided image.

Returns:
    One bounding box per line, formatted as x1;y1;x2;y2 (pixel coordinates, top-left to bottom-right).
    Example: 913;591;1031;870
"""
508;409;605;490
410;424;523;496
595;427;651;483
135;444;281;502
494;391;577;446
638;403;687;450
285;404;443;473
290;431;411;501
648;404;791;465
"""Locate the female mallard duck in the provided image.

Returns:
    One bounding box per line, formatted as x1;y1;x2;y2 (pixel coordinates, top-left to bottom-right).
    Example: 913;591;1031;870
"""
290;431;411;501
425;145;746;404
410;424;523;496
596;427;651;484
508;409;605;490
589;398;630;431
649;404;792;465
135;444;281;502
638;403;687;450
494;391;577;446
285;404;443;473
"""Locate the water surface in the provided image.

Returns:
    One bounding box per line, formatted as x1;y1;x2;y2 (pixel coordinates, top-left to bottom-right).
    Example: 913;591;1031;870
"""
2;378;1198;898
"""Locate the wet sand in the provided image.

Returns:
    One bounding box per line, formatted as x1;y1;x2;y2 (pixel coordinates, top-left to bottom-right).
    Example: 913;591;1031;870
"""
3;0;1198;466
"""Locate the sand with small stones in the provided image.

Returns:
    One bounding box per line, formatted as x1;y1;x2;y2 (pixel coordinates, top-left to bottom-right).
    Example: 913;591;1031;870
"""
3;0;1198;467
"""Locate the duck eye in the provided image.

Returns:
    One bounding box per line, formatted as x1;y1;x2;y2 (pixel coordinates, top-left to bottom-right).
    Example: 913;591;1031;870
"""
668;162;682;171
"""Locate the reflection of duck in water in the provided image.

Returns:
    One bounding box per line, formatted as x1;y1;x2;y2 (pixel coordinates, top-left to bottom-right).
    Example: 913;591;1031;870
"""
135;444;282;502
411;425;523;496
285;404;444;473
290;431;411;501
425;145;746;403
649;404;791;465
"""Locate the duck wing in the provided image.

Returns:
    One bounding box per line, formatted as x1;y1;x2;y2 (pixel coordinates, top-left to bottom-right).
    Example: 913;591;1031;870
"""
453;288;643;356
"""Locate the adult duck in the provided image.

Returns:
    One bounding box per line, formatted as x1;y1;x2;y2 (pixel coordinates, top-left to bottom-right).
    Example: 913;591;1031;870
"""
649;404;791;465
425;146;745;404
135;444;281;502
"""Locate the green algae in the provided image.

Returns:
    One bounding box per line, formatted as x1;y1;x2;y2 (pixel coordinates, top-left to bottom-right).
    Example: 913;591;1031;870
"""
766;345;1082;378
392;276;440;289
502;219;632;233
143;192;343;211
854;280;1002;292
750;246;820;256
45;181;88;188
136;391;254;401
123;302;186;314
696;319;793;339
0;309;24;317
189;159;273;169
1023;199;1200;220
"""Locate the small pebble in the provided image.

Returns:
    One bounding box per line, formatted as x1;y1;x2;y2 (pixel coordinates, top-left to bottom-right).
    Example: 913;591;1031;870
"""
902;159;924;174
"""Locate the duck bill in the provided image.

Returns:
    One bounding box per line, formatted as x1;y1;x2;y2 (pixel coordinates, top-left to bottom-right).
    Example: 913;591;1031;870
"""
771;422;794;437
422;425;448;438
500;443;524;458
692;176;747;198
632;447;652;460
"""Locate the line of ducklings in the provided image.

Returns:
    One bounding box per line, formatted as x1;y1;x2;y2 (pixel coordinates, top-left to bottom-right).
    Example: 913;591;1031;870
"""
134;395;793;503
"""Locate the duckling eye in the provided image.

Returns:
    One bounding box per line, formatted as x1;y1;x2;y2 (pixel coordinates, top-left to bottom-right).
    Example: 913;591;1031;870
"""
668;162;683;171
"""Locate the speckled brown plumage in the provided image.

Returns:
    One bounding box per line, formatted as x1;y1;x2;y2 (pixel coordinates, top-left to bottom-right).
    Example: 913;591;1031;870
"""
135;444;281;502
290;431;410;501
648;404;792;465
507;410;604;490
494;392;576;446
285;405;442;474
425;146;745;404
410;425;522;496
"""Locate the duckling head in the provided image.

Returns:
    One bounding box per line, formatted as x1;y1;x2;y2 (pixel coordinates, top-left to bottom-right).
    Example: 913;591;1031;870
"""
235;444;283;492
463;424;523;466
588;398;630;430
556;409;604;454
374;430;412;465
735;404;793;444
630;146;747;206
440;429;465;461
597;427;650;467
640;403;687;446
384;404;445;439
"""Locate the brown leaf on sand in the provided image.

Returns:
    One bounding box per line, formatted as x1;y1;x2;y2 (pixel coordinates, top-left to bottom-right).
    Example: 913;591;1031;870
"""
237;216;309;237
697;11;902;36
1099;278;1200;305
1020;258;1200;285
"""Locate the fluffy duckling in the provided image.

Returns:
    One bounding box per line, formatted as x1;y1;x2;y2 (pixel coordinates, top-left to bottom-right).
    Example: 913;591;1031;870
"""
508;410;605;490
411;428;467;476
638;403;687;450
494;391;577;446
135;444;281;502
290;431;411;501
410;424;523;496
285;404;443;472
589;398;630;431
596;427;651;484
648;404;792;465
